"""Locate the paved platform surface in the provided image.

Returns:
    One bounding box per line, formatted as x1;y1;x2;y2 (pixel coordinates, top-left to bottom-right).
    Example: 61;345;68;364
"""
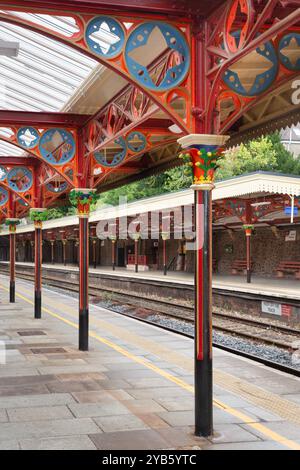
3;261;300;301
0;274;300;450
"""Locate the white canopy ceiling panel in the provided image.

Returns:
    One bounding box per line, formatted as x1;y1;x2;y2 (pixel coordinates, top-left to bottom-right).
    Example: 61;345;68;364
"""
0;140;25;156
0;19;98;112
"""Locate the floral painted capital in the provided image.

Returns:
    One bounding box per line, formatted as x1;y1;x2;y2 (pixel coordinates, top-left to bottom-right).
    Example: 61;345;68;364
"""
177;134;229;190
5;218;20;234
69;189;99;218
243;224;254;236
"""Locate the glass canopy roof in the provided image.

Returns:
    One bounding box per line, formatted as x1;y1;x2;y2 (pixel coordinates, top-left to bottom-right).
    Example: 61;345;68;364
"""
0;14;99;157
0;17;98;112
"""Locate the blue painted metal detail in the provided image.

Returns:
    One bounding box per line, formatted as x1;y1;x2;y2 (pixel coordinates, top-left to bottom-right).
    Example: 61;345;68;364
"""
17;127;39;149
17;198;28;207
279;33;300;71
85;16;125;58
0;165;7;181
94;137;127;167
7;167;33;193
0;187;8;206
285;206;298;215
39;129;75;166
46;181;68;193
127;131;147;152
186;144;219;153
125;22;190;91
223;41;278;96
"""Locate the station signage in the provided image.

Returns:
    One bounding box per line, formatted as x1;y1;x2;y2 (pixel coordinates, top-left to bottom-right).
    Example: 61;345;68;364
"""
261;301;292;317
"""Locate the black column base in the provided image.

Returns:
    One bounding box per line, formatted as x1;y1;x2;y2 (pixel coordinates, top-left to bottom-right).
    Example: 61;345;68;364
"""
163;265;167;276
79;308;89;351
195;361;213;437
9;281;15;303
34;292;41;319
247;270;251;284
135;264;138;273
112;263;116;271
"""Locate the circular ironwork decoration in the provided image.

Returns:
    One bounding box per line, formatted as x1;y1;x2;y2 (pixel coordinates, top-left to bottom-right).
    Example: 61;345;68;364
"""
85;16;125;58
0;187;8;206
223;40;278;96
0;165;7;181
127;131;146;153
17;127;39;149
7;167;33;193
46;181;68;193
94;137;127;167
39;129;75;166
125;22;190;91
279;33;300;71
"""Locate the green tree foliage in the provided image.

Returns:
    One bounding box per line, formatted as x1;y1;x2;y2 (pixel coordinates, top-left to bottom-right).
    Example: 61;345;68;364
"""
46;206;76;219
216;132;300;179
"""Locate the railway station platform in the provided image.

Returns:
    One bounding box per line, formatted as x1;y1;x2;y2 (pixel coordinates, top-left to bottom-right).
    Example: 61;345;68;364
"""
0;273;300;450
1;261;300;301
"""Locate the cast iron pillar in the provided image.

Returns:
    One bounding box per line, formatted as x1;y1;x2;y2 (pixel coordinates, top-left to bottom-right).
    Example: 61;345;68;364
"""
111;237;116;271
50;240;55;264
62;239;67;266
134;234;140;273
162;233;168;275
243;225;253;284
30;209;47;319
178;134;229;438
6;219;19;303
70;189;96;351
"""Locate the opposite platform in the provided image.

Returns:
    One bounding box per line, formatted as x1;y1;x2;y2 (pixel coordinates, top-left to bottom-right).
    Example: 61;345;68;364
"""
0;274;300;450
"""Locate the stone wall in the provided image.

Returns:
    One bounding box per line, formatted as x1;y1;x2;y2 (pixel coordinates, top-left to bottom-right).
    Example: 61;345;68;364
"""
215;226;300;277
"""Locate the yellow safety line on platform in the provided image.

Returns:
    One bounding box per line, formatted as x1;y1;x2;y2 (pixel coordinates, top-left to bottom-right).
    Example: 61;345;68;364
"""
1;283;300;450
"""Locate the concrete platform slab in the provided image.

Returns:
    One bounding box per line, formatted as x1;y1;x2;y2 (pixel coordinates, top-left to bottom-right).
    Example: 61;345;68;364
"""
0;274;300;450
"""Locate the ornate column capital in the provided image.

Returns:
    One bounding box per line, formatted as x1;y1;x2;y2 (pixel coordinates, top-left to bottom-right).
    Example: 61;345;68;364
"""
30;208;48;229
177;134;229;190
69;189;99;218
5;218;20;233
243;224;254;236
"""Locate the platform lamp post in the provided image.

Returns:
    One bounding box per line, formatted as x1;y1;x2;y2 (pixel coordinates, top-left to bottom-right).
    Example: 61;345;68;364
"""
69;189;98;351
162;232;169;276
178;134;229;437
30;209;48;319
5;218;20;303
243;225;253;284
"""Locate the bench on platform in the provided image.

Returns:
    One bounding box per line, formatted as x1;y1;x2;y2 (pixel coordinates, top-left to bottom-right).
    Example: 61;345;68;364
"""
276;261;300;279
231;259;252;275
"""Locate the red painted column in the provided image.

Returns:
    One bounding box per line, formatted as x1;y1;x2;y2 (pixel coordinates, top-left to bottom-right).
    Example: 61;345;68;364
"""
79;215;89;350
244;225;253;284
5;219;19;303
162;233;168;275
134;235;140;273
178;134;229;437
34;222;42;318
111;238;116;271
31;209;47;319
70;189;96;351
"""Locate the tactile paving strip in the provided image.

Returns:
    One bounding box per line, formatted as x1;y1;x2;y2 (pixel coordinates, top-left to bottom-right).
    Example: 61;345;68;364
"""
215;369;300;425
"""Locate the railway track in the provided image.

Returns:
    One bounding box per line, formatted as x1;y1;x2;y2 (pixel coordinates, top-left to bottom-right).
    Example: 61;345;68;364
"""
5;268;300;353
